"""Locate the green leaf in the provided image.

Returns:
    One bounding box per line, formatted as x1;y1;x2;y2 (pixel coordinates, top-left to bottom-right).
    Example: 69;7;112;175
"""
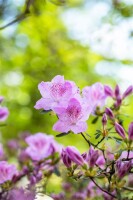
40;109;52;114
56;132;70;137
91;117;99;124
95;134;101;139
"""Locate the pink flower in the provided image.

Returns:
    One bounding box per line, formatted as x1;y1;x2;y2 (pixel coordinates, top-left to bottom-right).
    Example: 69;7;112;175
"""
34;75;79;111
8;188;35;200
0;161;17;184
82;82;107;113
25;133;61;161
53;98;89;134
0;107;9;121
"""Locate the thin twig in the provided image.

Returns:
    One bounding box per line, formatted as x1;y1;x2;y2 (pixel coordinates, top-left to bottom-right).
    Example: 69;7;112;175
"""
95;136;105;147
0;0;34;30
90;178;117;199
123;186;133;191
81;133;91;147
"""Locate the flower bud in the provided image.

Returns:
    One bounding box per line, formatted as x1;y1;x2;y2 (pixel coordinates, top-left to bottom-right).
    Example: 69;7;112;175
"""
65;146;84;166
116;160;131;178
128;122;133;141
88;146;99;168
104;85;114;97
105;108;114;119
61;149;72;168
102;113;107;126
115;96;122;108
114;85;120;98
122;85;133;99
115;122;126;139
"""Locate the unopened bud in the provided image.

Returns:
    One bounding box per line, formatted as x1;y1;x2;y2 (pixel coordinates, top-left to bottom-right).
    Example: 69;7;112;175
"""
115;122;126;139
115;85;120;98
102;113;107;126
122;85;133;99
104;85;114;97
105;107;114;119
128;122;133;141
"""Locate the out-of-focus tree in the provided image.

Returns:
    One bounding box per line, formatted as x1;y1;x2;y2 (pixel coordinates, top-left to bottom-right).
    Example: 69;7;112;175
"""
0;0;133;148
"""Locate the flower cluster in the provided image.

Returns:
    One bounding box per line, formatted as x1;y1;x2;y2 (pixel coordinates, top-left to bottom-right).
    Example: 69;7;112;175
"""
35;75;133;199
35;75;108;134
0;131;61;200
0;76;133;200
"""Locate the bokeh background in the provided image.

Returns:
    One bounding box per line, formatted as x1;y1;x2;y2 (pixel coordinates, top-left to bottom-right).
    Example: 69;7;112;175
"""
0;0;133;151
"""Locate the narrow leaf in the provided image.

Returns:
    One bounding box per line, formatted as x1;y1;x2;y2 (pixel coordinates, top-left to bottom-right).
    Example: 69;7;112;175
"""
40;109;52;114
56;132;70;137
91;117;99;124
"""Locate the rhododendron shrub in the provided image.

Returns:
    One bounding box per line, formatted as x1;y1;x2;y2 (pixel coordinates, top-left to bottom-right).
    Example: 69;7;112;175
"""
0;76;133;200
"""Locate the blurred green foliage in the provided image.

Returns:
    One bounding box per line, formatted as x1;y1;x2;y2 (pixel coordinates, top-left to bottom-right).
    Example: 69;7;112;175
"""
0;0;133;151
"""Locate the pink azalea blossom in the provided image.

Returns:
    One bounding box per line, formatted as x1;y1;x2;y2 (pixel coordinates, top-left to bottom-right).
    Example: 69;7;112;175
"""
0;107;9;121
8;188;35;200
82;82;107;113
0;161;17;184
53;98;90;134
34;75;79;111
25;133;61;161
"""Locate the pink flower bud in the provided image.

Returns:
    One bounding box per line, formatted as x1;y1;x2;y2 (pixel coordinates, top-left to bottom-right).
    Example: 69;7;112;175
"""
115;96;122;108
102;113;107;126
88;146;99;168
104;85;114;97
114;85;120;98
116;160;131;178
115;122;126;139
122;85;133;99
66;146;84;166
128;122;133;141
105;108;114;119
61;149;72;168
